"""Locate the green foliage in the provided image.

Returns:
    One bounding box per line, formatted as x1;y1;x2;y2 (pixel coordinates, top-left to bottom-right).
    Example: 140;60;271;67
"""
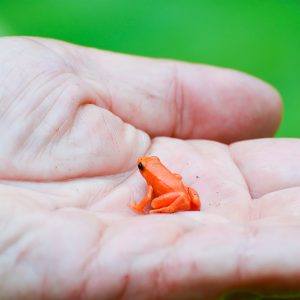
219;288;300;300
0;0;299;136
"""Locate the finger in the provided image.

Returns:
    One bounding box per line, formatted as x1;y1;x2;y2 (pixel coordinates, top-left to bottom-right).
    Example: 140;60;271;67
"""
63;40;282;143
230;138;300;198
251;187;300;223
158;223;300;298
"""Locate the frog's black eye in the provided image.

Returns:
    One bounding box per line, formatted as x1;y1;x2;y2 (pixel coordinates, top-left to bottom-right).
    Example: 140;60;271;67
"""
138;162;144;171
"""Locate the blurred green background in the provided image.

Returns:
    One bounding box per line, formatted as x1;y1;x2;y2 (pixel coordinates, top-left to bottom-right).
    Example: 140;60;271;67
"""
0;0;299;136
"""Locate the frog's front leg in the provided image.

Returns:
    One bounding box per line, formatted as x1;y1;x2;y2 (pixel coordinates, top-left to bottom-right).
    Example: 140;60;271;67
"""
130;185;153;214
149;192;190;213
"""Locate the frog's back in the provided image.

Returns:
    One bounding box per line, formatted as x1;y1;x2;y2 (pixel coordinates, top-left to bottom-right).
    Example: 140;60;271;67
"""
146;162;186;196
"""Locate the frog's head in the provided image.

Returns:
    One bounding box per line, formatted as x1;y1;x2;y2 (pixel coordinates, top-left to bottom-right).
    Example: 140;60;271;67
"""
137;156;160;171
137;156;161;178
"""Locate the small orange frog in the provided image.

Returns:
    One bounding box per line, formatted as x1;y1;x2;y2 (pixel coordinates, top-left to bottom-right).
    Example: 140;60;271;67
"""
130;156;201;214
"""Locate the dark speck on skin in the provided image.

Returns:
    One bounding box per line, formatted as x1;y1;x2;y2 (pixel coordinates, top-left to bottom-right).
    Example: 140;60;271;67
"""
196;176;199;179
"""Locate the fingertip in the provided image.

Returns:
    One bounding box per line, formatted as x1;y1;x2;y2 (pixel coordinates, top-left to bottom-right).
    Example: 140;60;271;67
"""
175;64;282;142
257;79;282;135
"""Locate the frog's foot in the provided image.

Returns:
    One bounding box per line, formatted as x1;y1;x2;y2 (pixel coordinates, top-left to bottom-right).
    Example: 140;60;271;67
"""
187;187;201;210
130;201;146;214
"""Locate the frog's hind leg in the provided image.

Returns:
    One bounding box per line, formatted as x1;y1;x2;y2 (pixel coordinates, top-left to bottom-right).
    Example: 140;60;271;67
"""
130;185;153;214
187;187;201;210
149;192;189;213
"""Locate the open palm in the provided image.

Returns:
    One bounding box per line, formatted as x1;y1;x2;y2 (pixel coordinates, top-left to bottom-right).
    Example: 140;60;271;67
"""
1;37;299;300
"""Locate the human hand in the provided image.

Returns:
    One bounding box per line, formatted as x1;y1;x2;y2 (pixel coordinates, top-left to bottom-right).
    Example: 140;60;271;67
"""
1;37;297;300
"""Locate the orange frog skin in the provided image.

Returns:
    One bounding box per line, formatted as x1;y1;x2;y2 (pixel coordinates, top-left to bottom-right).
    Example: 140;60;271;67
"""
130;156;201;214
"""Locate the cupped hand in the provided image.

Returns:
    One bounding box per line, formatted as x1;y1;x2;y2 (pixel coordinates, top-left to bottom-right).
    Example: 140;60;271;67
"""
1;37;298;300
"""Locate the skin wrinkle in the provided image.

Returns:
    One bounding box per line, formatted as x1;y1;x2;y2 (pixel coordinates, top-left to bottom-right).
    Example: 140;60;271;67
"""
0;59;20;109
15;74;75;159
177;70;200;139
2;66;36;115
68;103;97;147
81;172;133;210
63;109;146;180
0;223;25;257
85;181;117;210
0;214;45;281
26;77;70;129
91;229;132;300
235;225;257;285
23;37;76;76
174;63;188;139
151;226;200;298
1;40;74;121
166;62;184;139
232;138;299;199
101;107;120;157
162;226;238;299
131;73;163;101
0;183;62;211
79;222;107;299
114;81;161;135
21;71;65;120
250;197;263;221
82;77;112;110
5;70;48;119
78;57;114;110
117;132;138;178
109;218;178;298
43;102;102;178
228;143;253;203
118;273;130;300
122;233;178;299
40;210;106;300
7;43;103;164
159;234;195;298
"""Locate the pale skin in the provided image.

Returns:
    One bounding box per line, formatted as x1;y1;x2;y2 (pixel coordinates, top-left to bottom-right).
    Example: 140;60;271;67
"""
0;37;299;300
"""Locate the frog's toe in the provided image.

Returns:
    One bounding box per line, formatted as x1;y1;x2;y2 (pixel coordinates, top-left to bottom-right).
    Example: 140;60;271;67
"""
130;201;145;214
